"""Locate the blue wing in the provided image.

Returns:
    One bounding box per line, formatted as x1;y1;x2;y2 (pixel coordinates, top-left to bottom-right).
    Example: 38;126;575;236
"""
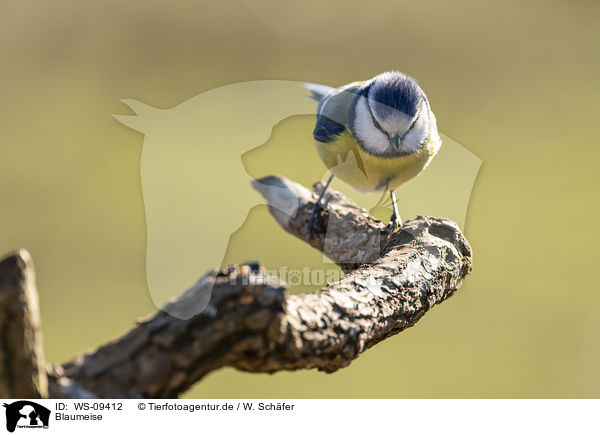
309;82;366;143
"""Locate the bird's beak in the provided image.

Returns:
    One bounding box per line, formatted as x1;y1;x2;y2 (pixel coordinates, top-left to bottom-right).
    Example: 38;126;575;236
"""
392;136;402;152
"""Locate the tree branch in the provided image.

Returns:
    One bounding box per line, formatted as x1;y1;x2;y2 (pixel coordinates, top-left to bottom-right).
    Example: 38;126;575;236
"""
0;250;48;398
2;176;472;398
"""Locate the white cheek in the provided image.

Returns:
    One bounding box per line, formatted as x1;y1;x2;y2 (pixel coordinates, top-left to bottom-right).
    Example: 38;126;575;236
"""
403;121;428;154
353;97;390;154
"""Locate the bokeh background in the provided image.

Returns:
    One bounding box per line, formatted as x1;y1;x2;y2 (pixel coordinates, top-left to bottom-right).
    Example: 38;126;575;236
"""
1;0;599;398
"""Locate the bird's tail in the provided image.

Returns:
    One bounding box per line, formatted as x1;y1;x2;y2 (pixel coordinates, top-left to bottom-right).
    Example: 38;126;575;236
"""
303;82;334;102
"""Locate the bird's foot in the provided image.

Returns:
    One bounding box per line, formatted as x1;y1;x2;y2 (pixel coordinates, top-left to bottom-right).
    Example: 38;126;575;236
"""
388;213;403;231
306;201;323;235
306;174;334;235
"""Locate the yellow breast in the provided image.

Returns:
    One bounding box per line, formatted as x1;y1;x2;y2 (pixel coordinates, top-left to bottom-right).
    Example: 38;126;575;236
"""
315;131;441;192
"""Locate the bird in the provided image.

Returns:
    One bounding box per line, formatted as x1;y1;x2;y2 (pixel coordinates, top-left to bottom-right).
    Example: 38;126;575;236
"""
304;71;442;233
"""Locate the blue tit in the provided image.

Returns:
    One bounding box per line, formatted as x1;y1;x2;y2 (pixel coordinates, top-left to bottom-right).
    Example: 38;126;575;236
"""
304;71;442;232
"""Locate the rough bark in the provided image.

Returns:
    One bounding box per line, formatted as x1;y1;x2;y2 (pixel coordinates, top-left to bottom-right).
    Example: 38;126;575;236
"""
0;250;48;398
1;176;473;398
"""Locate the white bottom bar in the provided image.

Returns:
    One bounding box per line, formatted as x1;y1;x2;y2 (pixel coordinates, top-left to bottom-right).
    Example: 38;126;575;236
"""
1;399;594;434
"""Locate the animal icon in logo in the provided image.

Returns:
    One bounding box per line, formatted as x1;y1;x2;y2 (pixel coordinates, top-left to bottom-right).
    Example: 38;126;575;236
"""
3;401;50;433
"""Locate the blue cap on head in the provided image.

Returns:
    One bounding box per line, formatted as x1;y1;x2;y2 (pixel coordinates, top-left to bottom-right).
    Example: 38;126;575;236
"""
368;71;424;121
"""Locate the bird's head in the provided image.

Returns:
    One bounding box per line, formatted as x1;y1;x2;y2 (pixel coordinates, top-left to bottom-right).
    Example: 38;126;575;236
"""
352;71;436;157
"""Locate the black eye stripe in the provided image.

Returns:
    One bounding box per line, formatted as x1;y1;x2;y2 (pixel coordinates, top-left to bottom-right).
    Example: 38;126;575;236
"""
365;97;392;140
407;106;422;132
398;105;422;141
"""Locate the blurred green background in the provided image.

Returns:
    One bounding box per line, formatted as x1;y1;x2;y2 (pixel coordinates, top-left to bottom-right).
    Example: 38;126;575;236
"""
1;0;599;398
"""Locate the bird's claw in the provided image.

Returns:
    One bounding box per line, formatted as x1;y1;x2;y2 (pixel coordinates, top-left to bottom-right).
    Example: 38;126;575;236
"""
306;174;334;235
388;213;402;230
306;202;322;235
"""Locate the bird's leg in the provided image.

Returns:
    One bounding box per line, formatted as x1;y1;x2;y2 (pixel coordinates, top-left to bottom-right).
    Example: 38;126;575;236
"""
389;190;402;229
306;173;334;234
